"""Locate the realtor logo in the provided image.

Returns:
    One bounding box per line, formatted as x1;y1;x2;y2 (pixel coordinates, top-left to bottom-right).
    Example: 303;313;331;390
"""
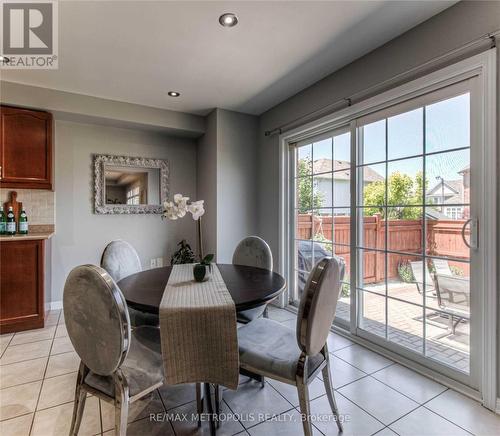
1;0;58;69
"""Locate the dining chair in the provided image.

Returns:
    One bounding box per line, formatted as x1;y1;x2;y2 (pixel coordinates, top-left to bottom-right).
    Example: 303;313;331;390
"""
232;236;273;324
101;240;159;327
63;265;164;436
237;257;345;436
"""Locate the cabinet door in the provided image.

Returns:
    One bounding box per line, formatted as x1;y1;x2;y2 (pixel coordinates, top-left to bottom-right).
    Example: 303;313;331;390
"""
0;106;53;189
0;240;45;333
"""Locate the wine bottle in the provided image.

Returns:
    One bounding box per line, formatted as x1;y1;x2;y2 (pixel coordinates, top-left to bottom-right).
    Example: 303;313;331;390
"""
6;206;16;235
0;207;6;235
19;208;28;234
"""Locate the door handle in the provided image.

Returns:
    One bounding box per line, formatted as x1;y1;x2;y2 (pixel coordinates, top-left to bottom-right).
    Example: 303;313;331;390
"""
461;218;479;250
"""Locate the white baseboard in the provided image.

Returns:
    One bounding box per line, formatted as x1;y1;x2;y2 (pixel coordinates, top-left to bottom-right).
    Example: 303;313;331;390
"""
45;300;63;311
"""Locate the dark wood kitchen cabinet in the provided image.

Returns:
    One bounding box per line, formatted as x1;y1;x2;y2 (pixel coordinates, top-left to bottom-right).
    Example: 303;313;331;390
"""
0;105;53;190
0;238;46;333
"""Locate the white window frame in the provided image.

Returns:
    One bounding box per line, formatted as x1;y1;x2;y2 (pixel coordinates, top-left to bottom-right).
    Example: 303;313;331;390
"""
278;51;497;409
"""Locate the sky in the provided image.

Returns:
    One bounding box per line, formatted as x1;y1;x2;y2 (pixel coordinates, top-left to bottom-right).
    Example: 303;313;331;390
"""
298;92;470;183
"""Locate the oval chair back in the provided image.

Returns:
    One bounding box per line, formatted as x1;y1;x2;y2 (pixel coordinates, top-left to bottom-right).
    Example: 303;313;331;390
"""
296;257;345;356
63;265;131;376
101;240;142;283
232;236;273;271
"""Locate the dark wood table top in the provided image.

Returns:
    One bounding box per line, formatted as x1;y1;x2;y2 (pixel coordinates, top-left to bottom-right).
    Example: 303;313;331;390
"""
118;264;286;314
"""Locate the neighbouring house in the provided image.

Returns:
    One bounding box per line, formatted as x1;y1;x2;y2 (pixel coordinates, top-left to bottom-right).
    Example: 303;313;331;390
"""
427;164;470;220
426;179;464;219
313;158;383;213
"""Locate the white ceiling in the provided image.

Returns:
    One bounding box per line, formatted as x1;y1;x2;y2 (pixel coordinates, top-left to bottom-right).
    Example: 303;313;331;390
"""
1;1;456;115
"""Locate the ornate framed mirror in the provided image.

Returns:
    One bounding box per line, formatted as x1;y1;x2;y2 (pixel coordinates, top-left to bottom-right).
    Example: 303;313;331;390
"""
94;154;169;214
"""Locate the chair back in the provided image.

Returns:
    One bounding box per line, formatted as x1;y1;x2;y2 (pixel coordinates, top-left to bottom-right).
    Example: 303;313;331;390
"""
101;240;142;282
435;273;470;313
63;265;131;376
296;257;344;356
232;236;273;271
410;261;434;293
432;258;452;276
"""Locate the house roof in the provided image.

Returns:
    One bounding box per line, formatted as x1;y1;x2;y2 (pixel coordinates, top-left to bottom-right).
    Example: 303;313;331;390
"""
426;179;463;204
313;159;383;182
458;164;470;174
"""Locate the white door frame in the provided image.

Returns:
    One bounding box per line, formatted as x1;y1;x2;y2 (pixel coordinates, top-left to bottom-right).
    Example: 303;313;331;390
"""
278;50;497;409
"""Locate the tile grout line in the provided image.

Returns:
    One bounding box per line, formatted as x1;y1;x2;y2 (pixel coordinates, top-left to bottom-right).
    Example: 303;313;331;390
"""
0;332;15;359
0;354;79;391
28;309;60;436
154;387;177;436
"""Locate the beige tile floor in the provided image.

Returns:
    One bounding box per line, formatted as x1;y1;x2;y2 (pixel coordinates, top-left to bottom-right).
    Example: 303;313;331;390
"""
1;307;499;436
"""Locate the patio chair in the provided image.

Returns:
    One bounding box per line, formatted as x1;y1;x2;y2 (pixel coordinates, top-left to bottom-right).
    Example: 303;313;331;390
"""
432;258;453;276
434;273;470;334
409;261;435;295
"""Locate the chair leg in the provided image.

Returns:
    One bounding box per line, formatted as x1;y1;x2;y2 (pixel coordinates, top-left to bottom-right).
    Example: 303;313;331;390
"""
215;384;222;428
69;383;86;435
196;383;203;427
322;359;343;433
69;362;87;436
296;379;313;436
114;375;130;436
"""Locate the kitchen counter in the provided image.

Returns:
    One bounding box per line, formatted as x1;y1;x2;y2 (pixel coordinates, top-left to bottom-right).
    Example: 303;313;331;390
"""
0;232;54;241
0;224;54;241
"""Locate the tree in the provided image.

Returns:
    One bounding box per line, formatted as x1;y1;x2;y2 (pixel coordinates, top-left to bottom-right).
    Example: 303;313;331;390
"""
297;158;324;212
363;171;425;219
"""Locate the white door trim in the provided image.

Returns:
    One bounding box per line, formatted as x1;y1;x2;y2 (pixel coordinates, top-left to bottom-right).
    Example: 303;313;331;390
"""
278;50;497;409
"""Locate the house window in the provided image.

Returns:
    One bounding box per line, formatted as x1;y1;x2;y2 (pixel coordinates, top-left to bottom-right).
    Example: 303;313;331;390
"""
126;186;140;205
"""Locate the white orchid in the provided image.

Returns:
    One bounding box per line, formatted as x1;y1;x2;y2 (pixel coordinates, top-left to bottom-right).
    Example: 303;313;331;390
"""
173;194;189;207
163;194;205;221
188;200;205;221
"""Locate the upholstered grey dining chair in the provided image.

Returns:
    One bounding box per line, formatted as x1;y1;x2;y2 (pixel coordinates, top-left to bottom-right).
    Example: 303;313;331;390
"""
101;240;159;327
238;257;345;436
63;265;164;436
233;236;273;324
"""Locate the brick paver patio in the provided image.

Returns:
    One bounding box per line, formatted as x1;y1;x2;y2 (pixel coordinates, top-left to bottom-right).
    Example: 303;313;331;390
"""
335;280;470;373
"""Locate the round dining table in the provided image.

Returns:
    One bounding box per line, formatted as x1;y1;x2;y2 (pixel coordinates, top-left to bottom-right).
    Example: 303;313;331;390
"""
118;263;286;435
118;263;287;314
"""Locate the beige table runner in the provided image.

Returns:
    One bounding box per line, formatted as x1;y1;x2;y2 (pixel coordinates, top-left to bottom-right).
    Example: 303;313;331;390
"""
159;264;239;390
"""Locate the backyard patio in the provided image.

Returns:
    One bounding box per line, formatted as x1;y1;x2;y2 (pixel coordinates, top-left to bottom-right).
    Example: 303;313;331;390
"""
335;280;470;373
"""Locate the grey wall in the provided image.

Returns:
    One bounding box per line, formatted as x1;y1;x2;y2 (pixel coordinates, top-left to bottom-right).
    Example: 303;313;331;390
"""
216;109;259;262
257;0;500;397
51;120;197;303
196;109;259;262
196;110;218;257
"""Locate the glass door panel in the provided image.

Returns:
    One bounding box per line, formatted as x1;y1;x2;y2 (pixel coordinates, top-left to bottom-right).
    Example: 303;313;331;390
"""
292;128;352;323
355;84;473;378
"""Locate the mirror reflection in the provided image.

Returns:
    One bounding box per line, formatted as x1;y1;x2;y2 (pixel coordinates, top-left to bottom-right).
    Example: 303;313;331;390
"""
104;166;161;205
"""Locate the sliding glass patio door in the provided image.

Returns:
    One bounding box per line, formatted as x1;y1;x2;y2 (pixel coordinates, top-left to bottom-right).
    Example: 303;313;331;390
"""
290;76;482;388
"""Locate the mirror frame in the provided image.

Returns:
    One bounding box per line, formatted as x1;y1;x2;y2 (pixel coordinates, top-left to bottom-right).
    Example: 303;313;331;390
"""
94;154;169;214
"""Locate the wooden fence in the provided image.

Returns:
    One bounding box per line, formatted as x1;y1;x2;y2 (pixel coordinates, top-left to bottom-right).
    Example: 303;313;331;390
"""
297;213;470;282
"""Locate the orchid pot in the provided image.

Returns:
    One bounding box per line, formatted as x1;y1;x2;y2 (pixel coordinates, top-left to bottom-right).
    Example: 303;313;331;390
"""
193;254;214;282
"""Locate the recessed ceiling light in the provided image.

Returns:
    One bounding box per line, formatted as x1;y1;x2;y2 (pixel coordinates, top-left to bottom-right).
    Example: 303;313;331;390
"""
168;91;180;97
219;13;238;27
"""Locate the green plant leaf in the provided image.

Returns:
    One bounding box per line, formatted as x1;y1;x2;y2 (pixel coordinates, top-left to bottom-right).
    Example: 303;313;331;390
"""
202;253;214;264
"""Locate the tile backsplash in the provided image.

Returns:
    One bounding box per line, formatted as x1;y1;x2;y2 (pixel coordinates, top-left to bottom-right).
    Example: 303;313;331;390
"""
0;189;55;225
